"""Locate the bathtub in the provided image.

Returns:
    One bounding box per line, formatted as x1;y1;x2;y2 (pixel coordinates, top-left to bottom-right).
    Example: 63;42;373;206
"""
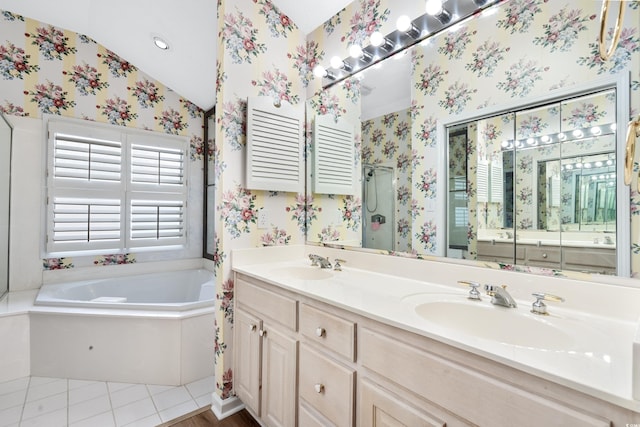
30;268;216;385
34;269;215;310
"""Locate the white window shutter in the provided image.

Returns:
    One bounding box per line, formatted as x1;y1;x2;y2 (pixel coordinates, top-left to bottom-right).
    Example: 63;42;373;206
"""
489;160;503;203
128;194;186;247
246;96;304;192
313;115;355;195
476;160;489;203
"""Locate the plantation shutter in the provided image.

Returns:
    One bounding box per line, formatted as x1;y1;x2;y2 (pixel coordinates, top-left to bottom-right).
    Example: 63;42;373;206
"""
313;115;355;195
46;117;188;255
127;133;187;248
246;97;304;192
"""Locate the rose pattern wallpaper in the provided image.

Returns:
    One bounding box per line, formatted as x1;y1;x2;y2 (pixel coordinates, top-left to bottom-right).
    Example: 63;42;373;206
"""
3;0;640;403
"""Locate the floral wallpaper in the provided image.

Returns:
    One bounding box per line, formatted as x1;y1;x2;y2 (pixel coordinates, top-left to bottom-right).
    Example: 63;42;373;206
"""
214;0;306;399
362;109;414;251
0;11;204;271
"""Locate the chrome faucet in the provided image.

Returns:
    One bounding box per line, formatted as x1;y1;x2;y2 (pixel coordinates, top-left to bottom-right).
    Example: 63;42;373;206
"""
308;254;332;269
484;284;517;308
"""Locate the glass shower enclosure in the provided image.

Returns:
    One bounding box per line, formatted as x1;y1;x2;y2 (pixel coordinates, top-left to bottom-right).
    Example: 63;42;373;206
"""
362;164;395;251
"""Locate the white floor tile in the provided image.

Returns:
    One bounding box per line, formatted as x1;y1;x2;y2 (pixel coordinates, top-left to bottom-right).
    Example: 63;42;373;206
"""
0;378;29;397
21;392;67;421
24;379;67;403
68;379;101;390
150;386;191;411
194;393;211;408
0;389;26;412
68;394;112;424
109;384;150;409
26;377;58;387
158;399;198;423
69;382;108;405
145;384;174;396
107;382;137;394
121;413;162;427
0;405;22;427
185;376;214;399
69;411;116;427
113;397;156;427
19;407;66;427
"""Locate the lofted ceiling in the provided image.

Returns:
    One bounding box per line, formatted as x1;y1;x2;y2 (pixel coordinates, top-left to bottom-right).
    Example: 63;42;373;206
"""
0;0;354;111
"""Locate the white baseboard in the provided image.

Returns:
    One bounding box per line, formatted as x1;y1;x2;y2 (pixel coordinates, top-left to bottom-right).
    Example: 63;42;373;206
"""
210;393;245;420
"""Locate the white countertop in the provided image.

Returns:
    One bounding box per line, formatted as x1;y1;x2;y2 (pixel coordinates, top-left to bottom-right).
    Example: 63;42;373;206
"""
232;245;640;412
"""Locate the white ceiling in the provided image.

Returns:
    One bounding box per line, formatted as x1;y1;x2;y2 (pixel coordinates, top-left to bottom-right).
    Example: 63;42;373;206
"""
0;0;354;111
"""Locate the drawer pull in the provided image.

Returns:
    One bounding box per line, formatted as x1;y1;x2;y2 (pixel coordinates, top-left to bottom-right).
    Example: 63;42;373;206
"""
314;383;325;394
259;329;267;338
315;327;326;337
249;324;257;332
542;253;547;258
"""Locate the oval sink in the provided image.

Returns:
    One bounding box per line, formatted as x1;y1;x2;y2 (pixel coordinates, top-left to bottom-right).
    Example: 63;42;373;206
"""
415;301;573;350
271;266;333;281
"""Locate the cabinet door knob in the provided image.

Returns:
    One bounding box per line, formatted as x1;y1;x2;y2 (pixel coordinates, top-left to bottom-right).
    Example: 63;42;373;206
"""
259;329;267;338
542;253;548;258
249;324;257;332
315;327;326;337
314;383;324;394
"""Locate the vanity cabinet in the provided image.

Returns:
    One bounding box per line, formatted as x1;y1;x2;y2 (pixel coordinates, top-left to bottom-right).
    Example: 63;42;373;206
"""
234;277;298;427
477;241;525;264
233;272;639;426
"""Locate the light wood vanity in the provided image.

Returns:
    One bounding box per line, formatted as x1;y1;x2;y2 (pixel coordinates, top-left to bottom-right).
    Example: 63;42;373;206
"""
233;270;640;427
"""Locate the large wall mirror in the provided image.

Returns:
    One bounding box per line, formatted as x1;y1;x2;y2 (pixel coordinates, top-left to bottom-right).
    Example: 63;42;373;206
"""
0;113;12;299
304;0;635;280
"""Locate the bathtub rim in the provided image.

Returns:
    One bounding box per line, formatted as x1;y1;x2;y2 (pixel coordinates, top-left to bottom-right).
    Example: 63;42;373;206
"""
34;267;215;314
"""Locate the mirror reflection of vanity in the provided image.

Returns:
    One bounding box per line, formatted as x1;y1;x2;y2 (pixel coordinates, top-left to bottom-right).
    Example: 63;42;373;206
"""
446;87;626;275
305;0;634;279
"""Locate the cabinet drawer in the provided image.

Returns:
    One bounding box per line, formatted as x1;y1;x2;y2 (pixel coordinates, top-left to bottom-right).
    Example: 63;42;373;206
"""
300;344;355;427
562;248;616;269
526;246;560;263
300;303;356;361
236;276;297;331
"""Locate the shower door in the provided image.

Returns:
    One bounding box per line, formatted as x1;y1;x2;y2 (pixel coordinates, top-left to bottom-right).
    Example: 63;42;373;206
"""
362;164;395;251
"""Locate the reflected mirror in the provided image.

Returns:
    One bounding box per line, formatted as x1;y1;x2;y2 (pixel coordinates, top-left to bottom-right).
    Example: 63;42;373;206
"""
0;113;12;299
448;89;622;274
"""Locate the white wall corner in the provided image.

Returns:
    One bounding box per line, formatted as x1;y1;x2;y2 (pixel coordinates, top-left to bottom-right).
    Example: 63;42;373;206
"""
210;393;245;420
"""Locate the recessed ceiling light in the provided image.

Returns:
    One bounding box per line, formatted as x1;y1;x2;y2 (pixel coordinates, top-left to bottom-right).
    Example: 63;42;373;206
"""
153;36;170;50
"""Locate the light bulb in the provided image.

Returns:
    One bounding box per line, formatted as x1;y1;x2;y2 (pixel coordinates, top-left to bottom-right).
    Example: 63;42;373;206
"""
590;126;601;135
425;0;443;15
370;31;384;47
396;15;412;32
312;65;326;78
572;129;583;138
330;56;343;69
349;44;363;59
595;161;603;167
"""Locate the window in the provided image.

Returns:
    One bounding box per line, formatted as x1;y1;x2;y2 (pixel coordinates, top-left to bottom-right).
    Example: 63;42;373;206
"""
45;118;188;256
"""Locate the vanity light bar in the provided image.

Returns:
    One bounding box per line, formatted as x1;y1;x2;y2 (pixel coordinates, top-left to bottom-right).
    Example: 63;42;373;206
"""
500;123;615;151
317;0;500;88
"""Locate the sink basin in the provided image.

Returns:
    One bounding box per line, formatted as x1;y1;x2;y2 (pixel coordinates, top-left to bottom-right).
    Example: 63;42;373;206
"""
271;266;333;281
414;300;573;350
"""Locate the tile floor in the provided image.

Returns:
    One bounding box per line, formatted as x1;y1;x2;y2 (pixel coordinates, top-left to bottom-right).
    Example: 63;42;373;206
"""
0;375;214;427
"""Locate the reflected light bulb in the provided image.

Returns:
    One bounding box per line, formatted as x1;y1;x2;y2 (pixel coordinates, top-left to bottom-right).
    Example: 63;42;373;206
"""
349;44;363;58
572;129;583;138
396;15;412;32
370;31;384;47
312;64;326;78
425;0;444;15
330;56;344;69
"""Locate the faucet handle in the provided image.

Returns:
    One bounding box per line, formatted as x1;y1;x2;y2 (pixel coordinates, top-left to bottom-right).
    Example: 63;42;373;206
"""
308;254;319;266
457;280;482;300
334;259;346;271
531;292;564;315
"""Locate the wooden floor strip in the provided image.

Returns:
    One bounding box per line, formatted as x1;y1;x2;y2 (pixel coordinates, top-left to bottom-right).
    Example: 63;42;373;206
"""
165;407;261;427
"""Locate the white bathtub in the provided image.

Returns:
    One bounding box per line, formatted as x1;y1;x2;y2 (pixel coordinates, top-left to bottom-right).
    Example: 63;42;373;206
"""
30;268;216;385
34;268;215;310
